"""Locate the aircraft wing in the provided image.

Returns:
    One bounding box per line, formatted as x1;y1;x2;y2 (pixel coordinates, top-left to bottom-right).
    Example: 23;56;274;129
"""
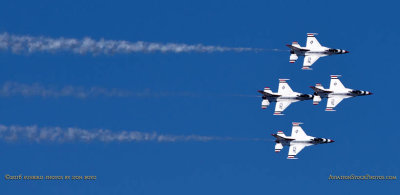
326;96;346;111
274;100;294;115
306;33;322;49
329;75;346;91
287;143;307;159
291;123;308;139
302;55;320;70
277;79;294;95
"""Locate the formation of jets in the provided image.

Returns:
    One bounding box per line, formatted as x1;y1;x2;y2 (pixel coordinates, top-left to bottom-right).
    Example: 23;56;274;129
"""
261;33;372;159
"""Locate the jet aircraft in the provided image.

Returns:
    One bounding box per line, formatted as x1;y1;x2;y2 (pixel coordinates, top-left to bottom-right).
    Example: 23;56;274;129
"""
286;33;349;70
258;79;313;115
272;122;335;159
310;75;373;111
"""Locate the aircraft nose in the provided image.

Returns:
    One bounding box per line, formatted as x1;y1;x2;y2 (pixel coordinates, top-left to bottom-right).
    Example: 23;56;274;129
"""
367;91;373;95
344;50;349;53
329;139;335;143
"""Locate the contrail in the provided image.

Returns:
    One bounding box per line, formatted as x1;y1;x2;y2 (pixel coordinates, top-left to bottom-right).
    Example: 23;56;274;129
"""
0;32;263;54
0;124;267;143
0;81;198;98
0;81;261;99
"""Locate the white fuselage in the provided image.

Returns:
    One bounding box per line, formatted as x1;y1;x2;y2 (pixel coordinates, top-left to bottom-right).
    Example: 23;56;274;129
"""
264;92;312;103
274;135;333;147
293;46;343;57
317;88;371;99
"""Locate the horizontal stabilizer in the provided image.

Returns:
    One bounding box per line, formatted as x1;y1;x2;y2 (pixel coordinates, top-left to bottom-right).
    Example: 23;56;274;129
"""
277;131;285;136
261;99;270;109
291;41;300;48
289;54;298;63
286;43;309;51
257;87;280;97
273;131;294;140
313;95;321;105
275;143;283;153
263;87;272;94
310;84;332;93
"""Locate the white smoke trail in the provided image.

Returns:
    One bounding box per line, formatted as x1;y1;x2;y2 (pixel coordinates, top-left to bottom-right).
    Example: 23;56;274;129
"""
0;32;261;54
0;81;198;98
0;81;266;99
0;124;265;143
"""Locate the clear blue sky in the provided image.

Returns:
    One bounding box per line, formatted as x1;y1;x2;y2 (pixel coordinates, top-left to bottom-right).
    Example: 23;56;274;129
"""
0;0;399;194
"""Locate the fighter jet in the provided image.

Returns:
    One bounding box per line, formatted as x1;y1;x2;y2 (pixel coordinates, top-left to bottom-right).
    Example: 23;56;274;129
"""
286;33;349;70
310;75;373;111
272;122;335;159
257;79;313;115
